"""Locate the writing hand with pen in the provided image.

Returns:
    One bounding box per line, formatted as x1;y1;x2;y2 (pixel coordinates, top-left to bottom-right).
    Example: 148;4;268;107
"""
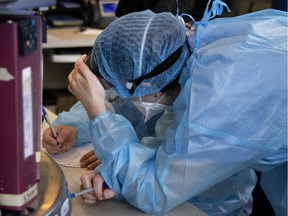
42;124;78;154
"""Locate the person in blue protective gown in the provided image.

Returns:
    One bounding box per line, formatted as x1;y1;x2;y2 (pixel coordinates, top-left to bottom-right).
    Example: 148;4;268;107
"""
42;1;287;215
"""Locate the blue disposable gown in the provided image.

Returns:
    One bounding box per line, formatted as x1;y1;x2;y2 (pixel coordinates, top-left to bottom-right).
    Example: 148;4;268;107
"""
53;9;287;216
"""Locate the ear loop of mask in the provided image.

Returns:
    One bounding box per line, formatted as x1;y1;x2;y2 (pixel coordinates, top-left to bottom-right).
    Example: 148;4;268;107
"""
179;13;196;28
178;13;197;50
175;0;196;28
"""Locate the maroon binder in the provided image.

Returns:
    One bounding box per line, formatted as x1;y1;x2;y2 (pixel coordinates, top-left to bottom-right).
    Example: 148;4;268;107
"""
0;14;42;211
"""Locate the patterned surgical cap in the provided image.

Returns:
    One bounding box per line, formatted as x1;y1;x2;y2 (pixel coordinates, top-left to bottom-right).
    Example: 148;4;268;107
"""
90;10;190;98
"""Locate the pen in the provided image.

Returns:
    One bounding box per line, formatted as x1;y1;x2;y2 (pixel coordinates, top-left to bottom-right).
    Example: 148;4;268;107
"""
69;187;93;199
42;106;62;149
69;182;109;199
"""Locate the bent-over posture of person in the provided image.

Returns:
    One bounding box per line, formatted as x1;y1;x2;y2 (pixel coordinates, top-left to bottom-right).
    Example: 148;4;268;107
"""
42;1;287;215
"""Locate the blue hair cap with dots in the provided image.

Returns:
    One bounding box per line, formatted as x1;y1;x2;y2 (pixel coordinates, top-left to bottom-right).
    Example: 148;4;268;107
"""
90;10;190;98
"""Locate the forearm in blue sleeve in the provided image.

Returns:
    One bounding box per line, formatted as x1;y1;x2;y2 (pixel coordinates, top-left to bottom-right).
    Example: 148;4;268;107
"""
52;101;91;146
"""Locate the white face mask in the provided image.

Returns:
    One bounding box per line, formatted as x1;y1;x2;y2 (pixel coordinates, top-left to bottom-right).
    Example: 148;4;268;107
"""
131;94;171;123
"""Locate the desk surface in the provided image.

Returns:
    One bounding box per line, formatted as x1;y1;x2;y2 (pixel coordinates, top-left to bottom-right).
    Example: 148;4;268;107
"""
42;108;207;216
43;27;102;49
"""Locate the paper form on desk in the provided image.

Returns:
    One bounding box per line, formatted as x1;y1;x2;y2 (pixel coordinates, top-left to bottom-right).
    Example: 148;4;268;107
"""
43;143;94;167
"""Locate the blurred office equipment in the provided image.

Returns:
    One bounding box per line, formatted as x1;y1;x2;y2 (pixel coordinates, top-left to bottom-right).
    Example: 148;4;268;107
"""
33;0;119;29
3;0;57;9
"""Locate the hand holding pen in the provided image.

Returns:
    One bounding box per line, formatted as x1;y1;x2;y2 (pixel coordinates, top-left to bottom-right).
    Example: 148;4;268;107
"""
68;182;109;199
74;173;118;203
42;106;62;149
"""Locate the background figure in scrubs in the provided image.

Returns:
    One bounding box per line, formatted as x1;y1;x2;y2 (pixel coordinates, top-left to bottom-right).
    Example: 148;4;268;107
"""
42;3;287;216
